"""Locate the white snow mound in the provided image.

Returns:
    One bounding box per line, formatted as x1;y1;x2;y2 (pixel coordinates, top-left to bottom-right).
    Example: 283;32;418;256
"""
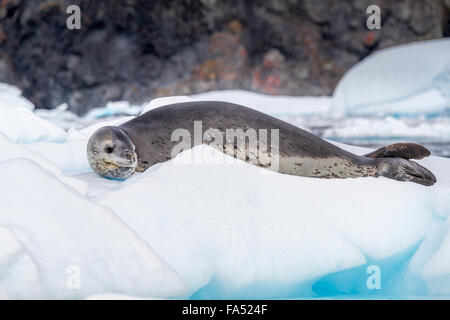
0;102;66;143
0;158;186;299
332;39;450;116
91;145;439;298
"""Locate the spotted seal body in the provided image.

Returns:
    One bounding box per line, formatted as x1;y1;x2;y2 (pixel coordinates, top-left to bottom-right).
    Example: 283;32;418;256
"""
87;101;436;186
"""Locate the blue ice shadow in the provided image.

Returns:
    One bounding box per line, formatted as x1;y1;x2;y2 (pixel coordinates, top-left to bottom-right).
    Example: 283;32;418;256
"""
190;242;427;299
310;242;427;299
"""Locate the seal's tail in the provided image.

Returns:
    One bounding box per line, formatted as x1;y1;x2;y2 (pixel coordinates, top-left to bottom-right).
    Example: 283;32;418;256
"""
377;158;437;186
365;143;430;160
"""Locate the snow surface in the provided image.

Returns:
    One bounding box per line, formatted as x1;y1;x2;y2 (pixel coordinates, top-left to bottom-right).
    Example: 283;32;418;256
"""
91;145;444;298
0;159;186;299
0;88;450;299
331;39;450;117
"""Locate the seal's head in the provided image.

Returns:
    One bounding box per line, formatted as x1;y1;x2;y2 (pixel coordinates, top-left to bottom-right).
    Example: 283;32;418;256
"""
87;126;138;179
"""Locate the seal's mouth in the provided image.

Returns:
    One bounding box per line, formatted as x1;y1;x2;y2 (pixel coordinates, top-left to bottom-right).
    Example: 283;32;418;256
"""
102;160;136;169
99;162;136;179
95;157;138;179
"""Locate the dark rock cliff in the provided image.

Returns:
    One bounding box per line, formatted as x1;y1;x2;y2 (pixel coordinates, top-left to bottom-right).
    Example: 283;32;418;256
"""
0;0;448;114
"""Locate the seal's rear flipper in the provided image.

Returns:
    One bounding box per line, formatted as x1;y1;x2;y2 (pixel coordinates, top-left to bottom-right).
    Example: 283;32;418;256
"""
378;158;437;186
365;143;431;160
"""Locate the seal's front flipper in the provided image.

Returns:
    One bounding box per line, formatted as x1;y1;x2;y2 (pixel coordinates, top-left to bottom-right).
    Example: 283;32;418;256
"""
378;158;437;186
365;143;431;160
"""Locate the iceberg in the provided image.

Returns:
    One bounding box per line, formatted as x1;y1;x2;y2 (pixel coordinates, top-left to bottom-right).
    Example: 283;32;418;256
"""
88;145;442;298
0;83;35;111
331;39;450;117
0;133;88;194
410;216;450;296
0;102;67;143
0;83;67;143
0;158;186;299
0;88;449;299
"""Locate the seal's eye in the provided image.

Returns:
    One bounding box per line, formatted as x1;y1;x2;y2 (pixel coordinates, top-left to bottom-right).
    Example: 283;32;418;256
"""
105;146;114;154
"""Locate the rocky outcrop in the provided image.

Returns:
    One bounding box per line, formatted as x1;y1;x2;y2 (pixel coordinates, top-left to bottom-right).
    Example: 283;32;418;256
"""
0;0;447;114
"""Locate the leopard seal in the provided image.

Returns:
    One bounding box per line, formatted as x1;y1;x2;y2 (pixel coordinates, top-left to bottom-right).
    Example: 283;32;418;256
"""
87;101;436;186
